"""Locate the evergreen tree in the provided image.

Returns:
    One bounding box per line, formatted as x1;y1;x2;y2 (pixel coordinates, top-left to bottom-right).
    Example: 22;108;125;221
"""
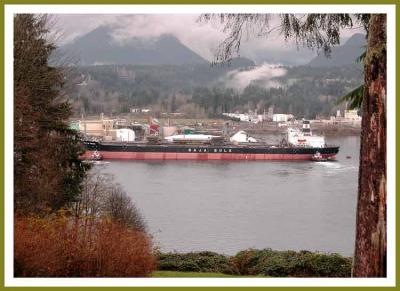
14;14;88;214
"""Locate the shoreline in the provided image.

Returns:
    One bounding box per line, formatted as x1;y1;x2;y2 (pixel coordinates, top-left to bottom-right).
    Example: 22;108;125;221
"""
72;116;361;137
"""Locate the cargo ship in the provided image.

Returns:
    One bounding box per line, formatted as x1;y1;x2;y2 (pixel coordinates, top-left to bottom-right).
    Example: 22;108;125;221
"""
82;121;339;161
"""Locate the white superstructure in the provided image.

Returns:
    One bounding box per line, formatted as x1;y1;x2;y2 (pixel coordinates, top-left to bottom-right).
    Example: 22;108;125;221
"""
287;121;326;148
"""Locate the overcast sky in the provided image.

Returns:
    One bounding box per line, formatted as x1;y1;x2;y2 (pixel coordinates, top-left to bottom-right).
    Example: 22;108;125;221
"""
54;14;364;62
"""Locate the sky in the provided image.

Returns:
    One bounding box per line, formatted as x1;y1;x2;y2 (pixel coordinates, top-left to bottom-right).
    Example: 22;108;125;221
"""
54;14;365;63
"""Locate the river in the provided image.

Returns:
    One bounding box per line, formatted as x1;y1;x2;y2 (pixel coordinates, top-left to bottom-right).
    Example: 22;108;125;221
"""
98;135;360;256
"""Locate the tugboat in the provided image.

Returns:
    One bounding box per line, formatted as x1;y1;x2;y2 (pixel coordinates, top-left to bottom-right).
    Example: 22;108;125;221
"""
311;151;327;162
89;150;103;161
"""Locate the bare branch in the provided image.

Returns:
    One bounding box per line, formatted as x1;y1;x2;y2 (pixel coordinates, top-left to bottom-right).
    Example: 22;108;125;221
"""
199;13;368;64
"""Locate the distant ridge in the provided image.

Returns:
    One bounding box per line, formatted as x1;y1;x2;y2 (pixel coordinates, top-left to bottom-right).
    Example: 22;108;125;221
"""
60;26;209;66
308;33;367;67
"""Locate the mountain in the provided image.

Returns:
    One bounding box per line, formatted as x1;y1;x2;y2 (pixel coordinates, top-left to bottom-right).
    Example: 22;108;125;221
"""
307;33;366;67
246;47;317;66
60;26;208;66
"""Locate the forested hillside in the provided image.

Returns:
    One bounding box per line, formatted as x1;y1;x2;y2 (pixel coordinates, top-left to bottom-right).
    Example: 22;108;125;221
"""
64;62;363;119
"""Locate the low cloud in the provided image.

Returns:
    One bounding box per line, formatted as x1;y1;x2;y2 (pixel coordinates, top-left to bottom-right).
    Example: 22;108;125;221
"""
54;14;364;62
55;14;226;61
223;63;287;91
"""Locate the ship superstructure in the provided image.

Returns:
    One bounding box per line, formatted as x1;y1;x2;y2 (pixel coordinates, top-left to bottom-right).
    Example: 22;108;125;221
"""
287;120;326;148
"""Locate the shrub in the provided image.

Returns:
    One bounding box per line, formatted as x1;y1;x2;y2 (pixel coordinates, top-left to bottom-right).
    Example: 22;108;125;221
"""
73;170;147;232
157;249;351;277
229;249;257;275
231;248;352;277
308;253;352;277
14;215;156;277
102;185;146;232
158;251;233;274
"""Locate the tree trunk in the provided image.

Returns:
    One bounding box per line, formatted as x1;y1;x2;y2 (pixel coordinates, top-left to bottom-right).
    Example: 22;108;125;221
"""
352;14;387;277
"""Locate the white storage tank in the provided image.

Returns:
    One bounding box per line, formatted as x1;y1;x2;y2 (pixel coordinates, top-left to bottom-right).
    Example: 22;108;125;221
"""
230;131;257;143
116;128;135;142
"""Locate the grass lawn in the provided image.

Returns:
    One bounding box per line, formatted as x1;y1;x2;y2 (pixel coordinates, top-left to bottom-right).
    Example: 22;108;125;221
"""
152;271;264;277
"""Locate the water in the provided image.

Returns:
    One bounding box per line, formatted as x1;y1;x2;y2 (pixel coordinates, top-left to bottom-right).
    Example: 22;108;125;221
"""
98;135;360;256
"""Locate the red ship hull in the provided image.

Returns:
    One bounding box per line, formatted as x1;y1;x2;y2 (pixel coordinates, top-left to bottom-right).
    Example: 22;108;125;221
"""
83;150;337;161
